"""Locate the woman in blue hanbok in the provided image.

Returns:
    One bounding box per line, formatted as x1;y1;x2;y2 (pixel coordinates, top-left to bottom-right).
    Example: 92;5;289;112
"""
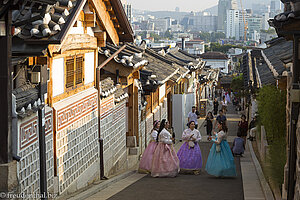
205;121;237;177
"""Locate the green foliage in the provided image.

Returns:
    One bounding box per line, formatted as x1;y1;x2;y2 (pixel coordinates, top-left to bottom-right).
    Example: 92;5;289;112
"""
164;29;173;39
230;74;244;98
198;32;226;42
205;42;247;53
260;28;276;34
257;85;287;187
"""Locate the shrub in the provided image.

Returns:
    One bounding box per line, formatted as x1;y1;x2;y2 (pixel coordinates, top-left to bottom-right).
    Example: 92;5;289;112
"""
257;85;286;187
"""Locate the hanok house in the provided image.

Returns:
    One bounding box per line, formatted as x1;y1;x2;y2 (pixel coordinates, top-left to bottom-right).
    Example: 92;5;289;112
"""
98;43;148;167
152;46;206;140
10;0;133;196
269;2;300;198
242;36;294;199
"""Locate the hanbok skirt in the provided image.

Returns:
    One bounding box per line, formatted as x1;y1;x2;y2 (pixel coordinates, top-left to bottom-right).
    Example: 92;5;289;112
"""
151;143;179;177
138;141;157;173
205;140;237;177
177;142;202;171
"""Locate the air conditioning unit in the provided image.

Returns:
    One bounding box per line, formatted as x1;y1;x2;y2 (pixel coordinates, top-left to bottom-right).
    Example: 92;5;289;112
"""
31;72;40;83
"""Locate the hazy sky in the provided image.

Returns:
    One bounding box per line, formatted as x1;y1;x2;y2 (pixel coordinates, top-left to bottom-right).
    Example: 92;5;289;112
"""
126;0;219;12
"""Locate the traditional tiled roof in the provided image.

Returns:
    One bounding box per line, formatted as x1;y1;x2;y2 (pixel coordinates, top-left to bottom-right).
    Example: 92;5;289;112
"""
200;52;229;60
100;77;117;98
261;37;292;77
99;43;191;93
12;84;41;118
100;77;128;102
99;43;148;69
152;46;205;71
12;0;84;42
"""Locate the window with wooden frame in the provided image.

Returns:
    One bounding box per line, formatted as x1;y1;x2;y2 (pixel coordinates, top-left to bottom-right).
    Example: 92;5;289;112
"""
65;54;84;89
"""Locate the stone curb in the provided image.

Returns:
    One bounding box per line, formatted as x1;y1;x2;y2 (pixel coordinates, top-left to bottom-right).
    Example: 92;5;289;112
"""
64;170;136;200
248;141;275;200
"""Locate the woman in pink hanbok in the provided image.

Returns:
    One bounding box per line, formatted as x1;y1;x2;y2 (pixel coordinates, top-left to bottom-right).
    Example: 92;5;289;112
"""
151;119;180;177
138;120;160;173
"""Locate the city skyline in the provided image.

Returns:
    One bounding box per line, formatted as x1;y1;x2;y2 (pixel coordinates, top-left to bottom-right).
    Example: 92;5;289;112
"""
126;0;218;12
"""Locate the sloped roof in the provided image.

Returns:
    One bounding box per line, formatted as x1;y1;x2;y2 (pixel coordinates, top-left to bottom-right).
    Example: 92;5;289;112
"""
200;51;229;60
99;43;148;69
12;0;85;43
261;37;293;76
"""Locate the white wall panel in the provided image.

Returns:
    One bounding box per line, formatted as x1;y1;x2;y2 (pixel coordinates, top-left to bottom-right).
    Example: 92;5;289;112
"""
52;58;64;97
85;52;95;84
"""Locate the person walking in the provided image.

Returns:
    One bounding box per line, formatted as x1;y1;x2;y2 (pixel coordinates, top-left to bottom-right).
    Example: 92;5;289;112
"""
177;121;202;175
205;112;213;140
213;98;219;116
188;106;200;129
151;119;180;177
205;121;237;177
213;110;227;130
138;120;160;173
232;131;245;157
238;114;248;144
221;96;228;114
248;116;257;141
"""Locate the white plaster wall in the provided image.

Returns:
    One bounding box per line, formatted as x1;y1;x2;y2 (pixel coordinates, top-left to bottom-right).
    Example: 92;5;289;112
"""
172;94;185;141
52;58;65;97
204;59;229;73
84;52;95;84
159;84;166;101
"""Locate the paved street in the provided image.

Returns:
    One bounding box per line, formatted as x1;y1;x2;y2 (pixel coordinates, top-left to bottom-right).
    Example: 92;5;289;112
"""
84;103;254;200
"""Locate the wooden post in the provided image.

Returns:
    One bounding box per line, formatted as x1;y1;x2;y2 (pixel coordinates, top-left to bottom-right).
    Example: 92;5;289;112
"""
128;84;134;137
133;82;139;145
0;9;12;164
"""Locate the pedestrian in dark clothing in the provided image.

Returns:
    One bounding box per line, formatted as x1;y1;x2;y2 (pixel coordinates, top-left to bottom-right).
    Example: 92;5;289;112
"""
205;112;214;140
248;116;257;141
232;131;245;156
213;110;227;130
238;114;248;144
213;98;219;116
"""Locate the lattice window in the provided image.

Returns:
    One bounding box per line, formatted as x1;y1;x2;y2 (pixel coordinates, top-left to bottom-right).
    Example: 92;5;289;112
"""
65;55;84;89
66;57;75;88
75;56;83;84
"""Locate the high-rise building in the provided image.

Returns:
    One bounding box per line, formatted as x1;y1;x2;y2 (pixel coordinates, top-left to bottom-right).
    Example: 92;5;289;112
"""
226;9;240;39
175;7;180;12
218;0;238;32
262;12;270;30
121;0;133;23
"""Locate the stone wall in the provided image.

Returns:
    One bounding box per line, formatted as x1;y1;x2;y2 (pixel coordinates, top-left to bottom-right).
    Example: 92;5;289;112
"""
17;106;54;198
294;112;300;199
53;88;99;194
145;113;154;146
100;96;127;176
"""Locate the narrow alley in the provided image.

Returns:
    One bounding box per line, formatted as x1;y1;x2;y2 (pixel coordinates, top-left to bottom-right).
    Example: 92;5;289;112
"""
68;104;265;200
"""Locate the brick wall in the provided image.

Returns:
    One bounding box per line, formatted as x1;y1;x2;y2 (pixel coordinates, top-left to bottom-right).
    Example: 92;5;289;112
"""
53;88;99;194
17;107;54;198
101;96;127;176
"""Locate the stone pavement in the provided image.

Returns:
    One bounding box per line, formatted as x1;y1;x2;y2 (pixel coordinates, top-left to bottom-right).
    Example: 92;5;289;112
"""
70;103;268;200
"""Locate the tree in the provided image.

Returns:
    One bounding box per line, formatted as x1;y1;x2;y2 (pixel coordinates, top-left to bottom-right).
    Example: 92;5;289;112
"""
164;29;173;39
230;74;244;98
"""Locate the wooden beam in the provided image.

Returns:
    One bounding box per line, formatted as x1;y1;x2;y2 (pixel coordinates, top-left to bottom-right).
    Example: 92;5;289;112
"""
94;31;106;47
90;0;119;45
85;12;96;27
60;34;97;53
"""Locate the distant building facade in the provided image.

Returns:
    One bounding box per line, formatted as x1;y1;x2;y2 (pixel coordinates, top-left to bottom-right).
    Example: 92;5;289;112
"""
218;0;238;32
